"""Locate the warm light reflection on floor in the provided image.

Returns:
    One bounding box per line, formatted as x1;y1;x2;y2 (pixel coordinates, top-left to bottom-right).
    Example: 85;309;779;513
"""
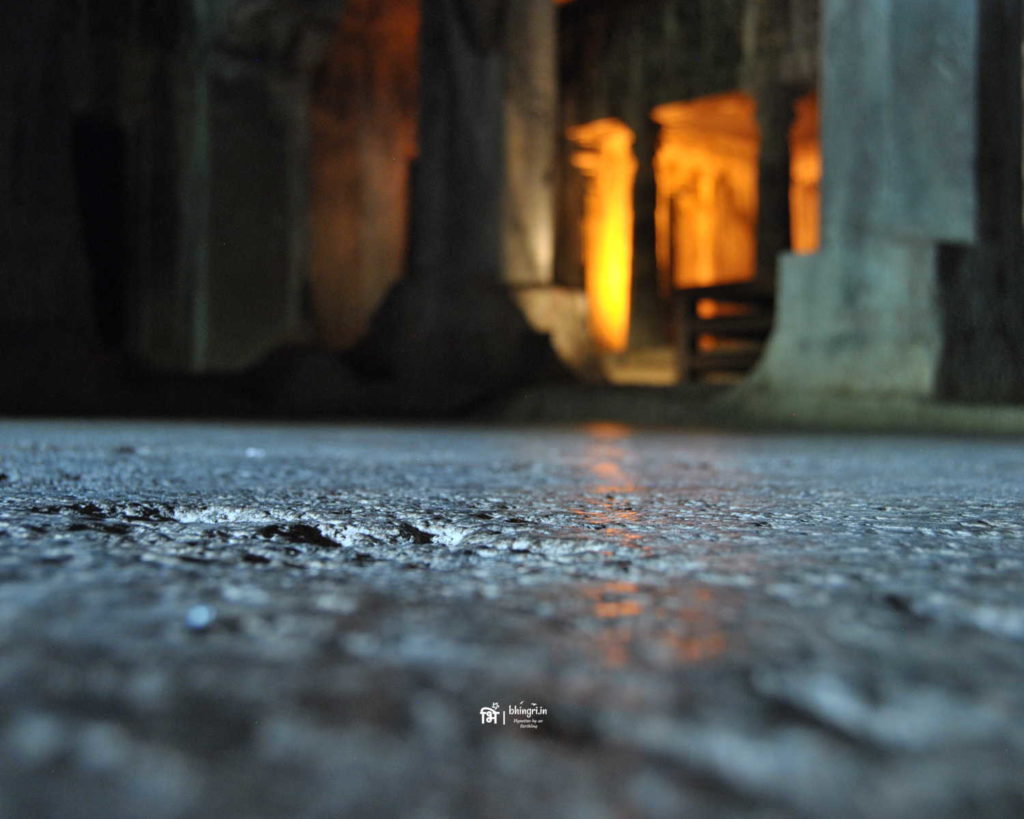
573;424;729;669
573;422;642;548
583;421;635;441
582;581;729;669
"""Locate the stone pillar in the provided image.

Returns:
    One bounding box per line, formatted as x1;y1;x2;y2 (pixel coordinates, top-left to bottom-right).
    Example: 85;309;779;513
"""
741;0;798;286
203;51;311;371
752;86;797;286
410;0;505;286
749;0;1019;401
628;116;668;348
355;0;560;397
503;0;595;375
151;2;324;373
622;23;667;351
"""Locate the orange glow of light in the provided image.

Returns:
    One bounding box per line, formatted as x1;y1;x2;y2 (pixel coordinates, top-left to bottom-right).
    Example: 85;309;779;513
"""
570;490;642;547
790;93;821;254
658;631;729;663
568;119;637;353
570;426;643;549
593;600;644;619
586;454;638;496
583;421;633;441
584;582;645;668
592;460;627;482
695;298;755;320
652;93;760;292
592;581;639;595
579;582;730;669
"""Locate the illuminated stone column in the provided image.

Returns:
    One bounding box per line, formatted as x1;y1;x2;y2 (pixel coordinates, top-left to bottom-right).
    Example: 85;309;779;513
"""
568;119;637;354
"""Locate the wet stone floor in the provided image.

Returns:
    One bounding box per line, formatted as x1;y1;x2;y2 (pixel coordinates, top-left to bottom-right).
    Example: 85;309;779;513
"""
0;420;1023;818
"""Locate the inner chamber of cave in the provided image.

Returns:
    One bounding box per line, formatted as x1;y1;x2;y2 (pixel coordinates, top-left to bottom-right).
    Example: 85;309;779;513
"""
310;2;820;377
652;93;760;294
570;92;821;346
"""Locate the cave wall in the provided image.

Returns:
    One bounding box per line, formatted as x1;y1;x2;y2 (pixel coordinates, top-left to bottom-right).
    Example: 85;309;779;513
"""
1;0;555;410
0;3;93;337
161;1;340;372
68;0;467;373
0;2;109;410
48;1;342;374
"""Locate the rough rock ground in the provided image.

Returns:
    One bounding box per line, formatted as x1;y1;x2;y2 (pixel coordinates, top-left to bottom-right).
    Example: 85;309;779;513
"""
0;420;1022;818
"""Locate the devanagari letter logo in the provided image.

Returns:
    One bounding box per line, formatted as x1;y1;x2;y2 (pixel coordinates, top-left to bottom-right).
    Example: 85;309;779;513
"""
480;703;502;725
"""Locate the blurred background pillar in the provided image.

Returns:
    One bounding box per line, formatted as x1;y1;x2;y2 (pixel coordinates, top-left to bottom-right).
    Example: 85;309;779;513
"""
354;0;559;400
750;0;1024;403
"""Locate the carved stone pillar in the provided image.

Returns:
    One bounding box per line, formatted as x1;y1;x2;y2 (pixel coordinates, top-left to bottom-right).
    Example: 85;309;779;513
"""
752;85;797;286
749;0;1024;403
355;0;560;397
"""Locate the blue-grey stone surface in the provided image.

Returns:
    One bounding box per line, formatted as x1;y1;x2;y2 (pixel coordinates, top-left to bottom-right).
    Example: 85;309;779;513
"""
823;0;977;242
755;0;981;399
1;421;1023;817
756;237;942;396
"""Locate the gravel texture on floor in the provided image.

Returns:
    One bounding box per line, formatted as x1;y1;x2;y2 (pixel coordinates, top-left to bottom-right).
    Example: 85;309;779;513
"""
0;420;1022;818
